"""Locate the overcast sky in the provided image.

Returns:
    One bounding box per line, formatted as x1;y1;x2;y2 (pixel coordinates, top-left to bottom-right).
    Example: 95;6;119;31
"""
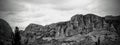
0;0;120;30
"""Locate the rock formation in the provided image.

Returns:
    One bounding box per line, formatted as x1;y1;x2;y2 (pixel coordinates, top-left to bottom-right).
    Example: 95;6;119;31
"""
0;19;14;45
20;14;120;45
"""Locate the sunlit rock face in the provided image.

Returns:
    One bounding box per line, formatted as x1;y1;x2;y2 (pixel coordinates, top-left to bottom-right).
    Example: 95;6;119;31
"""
20;14;120;45
0;19;14;45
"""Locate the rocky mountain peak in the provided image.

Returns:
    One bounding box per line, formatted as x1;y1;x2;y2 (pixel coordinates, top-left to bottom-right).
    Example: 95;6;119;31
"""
25;23;44;31
20;14;120;45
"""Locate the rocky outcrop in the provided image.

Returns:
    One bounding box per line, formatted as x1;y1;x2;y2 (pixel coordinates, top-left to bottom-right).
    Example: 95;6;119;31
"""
105;15;120;36
21;14;120;45
0;19;14;45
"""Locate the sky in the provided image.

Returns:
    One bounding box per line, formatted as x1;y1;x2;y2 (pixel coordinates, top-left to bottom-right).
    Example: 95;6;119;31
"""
0;0;120;30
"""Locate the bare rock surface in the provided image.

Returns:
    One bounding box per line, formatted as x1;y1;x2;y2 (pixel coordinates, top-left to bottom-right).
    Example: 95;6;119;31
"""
20;14;120;45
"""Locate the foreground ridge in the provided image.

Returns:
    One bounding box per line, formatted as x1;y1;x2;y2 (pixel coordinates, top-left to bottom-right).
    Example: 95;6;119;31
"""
0;19;14;45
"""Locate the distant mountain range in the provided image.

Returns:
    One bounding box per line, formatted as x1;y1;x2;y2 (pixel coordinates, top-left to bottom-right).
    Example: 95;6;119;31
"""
0;14;120;45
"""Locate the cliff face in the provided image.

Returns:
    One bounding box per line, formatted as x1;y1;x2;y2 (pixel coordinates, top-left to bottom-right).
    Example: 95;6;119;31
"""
0;19;14;45
21;14;120;45
105;15;120;36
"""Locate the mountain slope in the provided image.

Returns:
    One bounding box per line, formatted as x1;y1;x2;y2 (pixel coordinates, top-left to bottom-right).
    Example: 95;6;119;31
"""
21;14;120;45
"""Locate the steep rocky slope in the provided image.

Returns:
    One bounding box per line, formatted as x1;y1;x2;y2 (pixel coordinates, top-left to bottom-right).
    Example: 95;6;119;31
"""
20;14;120;45
105;15;120;36
0;19;14;45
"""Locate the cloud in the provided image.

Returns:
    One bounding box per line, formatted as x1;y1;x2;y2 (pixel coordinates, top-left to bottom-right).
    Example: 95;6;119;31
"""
54;0;95;10
1;0;120;30
0;0;26;12
15;0;95;10
86;0;120;15
17;0;67;4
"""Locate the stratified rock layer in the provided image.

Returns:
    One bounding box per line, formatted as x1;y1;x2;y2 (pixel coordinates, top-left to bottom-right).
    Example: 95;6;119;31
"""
0;19;14;45
21;14;120;45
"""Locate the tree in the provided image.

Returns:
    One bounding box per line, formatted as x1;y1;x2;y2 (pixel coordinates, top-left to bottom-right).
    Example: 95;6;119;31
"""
14;27;21;45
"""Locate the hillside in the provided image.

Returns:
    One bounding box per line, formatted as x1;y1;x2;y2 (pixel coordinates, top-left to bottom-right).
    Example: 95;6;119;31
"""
20;14;120;45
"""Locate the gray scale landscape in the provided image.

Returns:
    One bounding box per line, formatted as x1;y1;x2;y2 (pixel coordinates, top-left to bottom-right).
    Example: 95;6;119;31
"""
0;14;120;45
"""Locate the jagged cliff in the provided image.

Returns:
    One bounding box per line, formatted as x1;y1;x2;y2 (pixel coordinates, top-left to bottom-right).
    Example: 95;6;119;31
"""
20;14;120;45
0;19;14;45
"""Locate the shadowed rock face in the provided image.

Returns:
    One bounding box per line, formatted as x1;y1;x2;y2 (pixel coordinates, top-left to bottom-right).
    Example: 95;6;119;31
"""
105;15;120;36
0;19;14;45
21;14;120;45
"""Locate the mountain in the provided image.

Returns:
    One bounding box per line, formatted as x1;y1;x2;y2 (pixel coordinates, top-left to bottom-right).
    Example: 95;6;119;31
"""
20;14;120;45
0;19;14;45
105;15;120;35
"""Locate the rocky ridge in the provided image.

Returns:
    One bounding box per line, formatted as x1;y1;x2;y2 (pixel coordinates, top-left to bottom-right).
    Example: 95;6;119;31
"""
20;14;120;45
